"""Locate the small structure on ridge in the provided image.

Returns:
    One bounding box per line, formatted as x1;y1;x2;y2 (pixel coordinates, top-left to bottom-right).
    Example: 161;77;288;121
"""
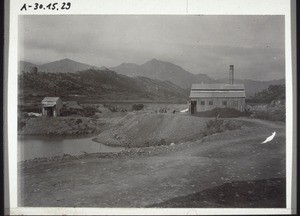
41;97;63;117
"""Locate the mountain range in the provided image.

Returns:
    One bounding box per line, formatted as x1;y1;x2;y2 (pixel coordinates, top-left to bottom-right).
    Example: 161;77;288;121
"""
19;58;285;97
19;68;189;102
19;58;99;74
110;59;213;89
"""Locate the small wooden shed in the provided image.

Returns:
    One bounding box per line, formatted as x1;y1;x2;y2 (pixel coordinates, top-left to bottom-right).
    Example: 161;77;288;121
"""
41;97;63;117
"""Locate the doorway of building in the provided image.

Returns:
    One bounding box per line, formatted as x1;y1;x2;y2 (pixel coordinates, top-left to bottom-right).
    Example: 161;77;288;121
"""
44;107;54;117
191;101;197;114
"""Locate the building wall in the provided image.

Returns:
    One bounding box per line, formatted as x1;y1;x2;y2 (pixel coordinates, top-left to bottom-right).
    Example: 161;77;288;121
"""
53;106;58;117
190;97;245;112
42;107;47;116
56;99;63;116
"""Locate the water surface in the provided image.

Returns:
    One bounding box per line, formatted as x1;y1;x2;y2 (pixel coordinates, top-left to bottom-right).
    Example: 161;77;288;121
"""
18;136;125;162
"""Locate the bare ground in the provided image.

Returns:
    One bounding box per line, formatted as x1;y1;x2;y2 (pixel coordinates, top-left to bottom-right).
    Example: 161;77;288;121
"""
19;117;285;208
93;113;210;147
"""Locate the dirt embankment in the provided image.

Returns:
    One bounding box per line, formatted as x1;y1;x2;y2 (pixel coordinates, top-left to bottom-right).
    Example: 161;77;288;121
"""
93;113;243;147
148;178;285;208
18;117;104;136
94;113;206;147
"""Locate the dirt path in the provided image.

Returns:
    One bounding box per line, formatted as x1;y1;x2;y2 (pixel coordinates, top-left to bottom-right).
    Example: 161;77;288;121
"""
19;118;285;207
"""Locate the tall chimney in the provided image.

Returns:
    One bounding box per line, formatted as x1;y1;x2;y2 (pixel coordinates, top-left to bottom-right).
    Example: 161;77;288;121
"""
229;65;234;85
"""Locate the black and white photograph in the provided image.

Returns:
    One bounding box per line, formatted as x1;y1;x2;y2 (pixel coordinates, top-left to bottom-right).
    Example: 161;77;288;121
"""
4;0;296;215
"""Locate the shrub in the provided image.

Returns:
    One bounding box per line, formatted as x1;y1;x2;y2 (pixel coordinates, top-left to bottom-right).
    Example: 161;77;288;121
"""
203;119;241;137
196;107;250;118
108;106;118;112
247;84;285;104
252;109;285;122
21;106;41;113
76;119;82;124
151;138;167;147
83;106;97;117
157;138;166;146
60;107;83;116
132;104;144;111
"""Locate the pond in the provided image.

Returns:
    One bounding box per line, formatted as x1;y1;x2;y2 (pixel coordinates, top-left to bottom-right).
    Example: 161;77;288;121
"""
18;136;125;162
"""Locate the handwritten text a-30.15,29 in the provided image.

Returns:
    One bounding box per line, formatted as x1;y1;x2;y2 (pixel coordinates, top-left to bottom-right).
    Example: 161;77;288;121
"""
20;2;71;11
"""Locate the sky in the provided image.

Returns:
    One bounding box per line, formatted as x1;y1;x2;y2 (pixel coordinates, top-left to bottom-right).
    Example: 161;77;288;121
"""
19;15;285;81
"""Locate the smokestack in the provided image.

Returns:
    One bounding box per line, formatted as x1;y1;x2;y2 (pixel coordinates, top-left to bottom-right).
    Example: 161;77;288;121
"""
229;65;234;85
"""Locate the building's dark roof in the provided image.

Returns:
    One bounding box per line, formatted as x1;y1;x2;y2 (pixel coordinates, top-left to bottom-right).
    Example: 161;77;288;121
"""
191;83;245;90
190;91;246;98
42;97;62;106
42;97;60;102
190;83;246;98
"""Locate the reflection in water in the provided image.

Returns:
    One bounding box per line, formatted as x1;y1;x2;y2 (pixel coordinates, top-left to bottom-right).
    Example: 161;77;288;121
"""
18;136;125;162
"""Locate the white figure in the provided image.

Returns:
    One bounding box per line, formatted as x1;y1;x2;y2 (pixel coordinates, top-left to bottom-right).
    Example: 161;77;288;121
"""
261;131;276;144
180;108;188;113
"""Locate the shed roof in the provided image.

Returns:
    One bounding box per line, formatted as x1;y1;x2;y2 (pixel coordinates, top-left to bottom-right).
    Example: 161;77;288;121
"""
191;83;245;90
190;91;246;98
42;97;61;102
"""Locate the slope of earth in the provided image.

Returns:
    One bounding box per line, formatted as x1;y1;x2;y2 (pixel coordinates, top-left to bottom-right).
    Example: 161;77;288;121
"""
94;113;235;147
18;69;188;103
18;117;103;136
19;118;285;207
149;178;285;208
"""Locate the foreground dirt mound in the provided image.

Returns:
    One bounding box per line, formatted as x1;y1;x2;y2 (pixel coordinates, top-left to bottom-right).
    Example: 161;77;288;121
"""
94;113;208;147
195;108;250;118
19;117;101;135
148;178;285;208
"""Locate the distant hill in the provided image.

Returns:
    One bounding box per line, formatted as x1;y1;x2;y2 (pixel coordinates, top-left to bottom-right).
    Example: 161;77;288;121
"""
194;73;214;84
19;58;98;73
19;61;39;73
18;68;189;103
246;84;285;103
19;58;285;98
215;78;285;97
111;58;214;89
111;59;284;97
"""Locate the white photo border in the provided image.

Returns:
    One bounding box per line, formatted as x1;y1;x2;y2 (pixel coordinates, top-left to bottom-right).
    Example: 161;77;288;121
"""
5;0;295;215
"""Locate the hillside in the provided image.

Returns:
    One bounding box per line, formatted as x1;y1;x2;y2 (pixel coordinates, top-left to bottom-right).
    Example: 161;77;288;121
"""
18;69;189;103
111;59;214;89
19;61;39;73
19;58;97;73
216;78;285;97
246;84;285;103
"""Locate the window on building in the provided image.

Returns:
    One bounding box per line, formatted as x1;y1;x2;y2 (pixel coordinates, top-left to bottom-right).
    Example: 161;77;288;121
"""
222;101;227;106
200;101;205;105
209;101;213;105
